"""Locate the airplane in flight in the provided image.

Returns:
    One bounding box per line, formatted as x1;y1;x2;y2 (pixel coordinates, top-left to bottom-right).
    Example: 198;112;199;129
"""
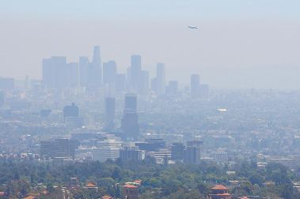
188;26;198;30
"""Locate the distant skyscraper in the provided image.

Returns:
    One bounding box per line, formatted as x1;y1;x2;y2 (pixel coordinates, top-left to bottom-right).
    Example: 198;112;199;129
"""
121;94;139;140
88;46;102;88
130;55;142;92
183;140;202;164
190;74;200;98
105;97;115;130
63;103;79;122
79;56;89;87
171;143;185;161
42;56;67;89
124;93;137;112
66;62;79;88
183;146;201;164
103;60;117;87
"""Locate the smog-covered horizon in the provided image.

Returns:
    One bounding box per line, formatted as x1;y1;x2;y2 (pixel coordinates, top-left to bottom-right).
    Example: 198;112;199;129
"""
1;0;300;89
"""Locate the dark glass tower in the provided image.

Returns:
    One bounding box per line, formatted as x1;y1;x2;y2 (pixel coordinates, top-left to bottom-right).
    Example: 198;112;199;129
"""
121;93;139;140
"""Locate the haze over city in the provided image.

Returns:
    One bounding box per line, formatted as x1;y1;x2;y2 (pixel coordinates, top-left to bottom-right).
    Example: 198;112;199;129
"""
1;0;300;89
1;1;300;199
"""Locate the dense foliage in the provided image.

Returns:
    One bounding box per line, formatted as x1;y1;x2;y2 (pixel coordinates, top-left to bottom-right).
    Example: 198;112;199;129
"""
0;158;299;198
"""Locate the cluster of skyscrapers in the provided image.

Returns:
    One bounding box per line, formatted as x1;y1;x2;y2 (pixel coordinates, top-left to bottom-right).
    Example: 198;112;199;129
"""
42;46;209;141
42;46;208;98
42;46;159;96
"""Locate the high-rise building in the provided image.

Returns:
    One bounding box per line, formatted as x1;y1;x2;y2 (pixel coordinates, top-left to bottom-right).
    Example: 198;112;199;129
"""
171;143;185;161
121;94;139;140
79;56;89;87
183;146;201;164
87;46;102;88
42;56;67;89
151;63;166;96
124;93;137;112
66;62;79;88
191;74;200;98
130;55;142;92
105;97;115;130
103;60;117;87
63;103;79;122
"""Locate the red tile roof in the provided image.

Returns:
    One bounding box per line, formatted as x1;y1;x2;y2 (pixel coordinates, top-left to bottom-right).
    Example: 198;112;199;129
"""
123;184;138;189
85;182;97;187
211;184;229;190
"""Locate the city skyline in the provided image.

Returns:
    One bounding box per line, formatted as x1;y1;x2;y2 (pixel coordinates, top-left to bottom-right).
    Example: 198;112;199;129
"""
1;1;300;89
1;1;300;198
41;46;209;94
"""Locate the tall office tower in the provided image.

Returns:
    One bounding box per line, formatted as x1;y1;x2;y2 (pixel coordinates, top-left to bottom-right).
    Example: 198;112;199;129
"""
63;103;79;122
103;60;117;86
130;55;142;92
42;56;67;89
105;97;115;130
140;70;149;96
88;46;102;87
171;143;185;161
79;56;89;87
121;94;139;140
155;63;166;95
183;140;202;164
66;62;79;88
124;93;137;111
190;74;200;98
116;74;127;93
166;81;179;96
183;146;201;164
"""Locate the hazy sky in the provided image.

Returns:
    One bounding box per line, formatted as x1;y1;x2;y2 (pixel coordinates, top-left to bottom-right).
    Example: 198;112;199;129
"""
1;0;300;89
